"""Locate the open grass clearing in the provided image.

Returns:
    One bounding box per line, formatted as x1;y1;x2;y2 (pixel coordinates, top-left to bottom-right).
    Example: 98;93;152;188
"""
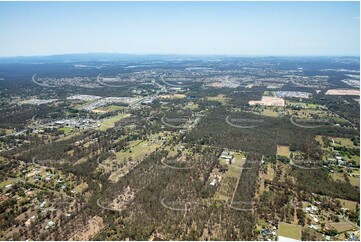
277;145;291;158
74;182;88;194
58;126;73;134
286;100;326;110
333;137;358;148
277;222;302;240
336;198;358;210
329;220;355;233
99;113;130;131
331;172;360;187
0;177;20;188
350;155;360;166
204;94;229;104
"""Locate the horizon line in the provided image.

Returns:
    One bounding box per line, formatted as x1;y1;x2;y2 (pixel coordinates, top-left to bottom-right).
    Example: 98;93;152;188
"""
0;52;360;59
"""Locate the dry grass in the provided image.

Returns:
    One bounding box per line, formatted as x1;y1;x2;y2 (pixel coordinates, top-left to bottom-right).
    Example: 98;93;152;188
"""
325;89;360;96
69;216;104;241
337;199;358;210
277;222;302;240
329;221;355;233
277;145;291;158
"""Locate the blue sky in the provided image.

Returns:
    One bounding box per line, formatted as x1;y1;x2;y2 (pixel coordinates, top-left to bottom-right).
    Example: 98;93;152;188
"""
0;1;359;56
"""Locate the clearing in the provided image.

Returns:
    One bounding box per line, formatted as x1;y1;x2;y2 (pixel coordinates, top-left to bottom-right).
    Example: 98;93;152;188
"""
69;216;104;241
99;113;130;131
325;89;360;96
214;151;246;200
277;145;291;158
249;96;285;107
277;222;302;240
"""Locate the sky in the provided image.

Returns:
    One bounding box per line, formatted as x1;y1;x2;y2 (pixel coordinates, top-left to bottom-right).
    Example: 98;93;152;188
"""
0;1;359;57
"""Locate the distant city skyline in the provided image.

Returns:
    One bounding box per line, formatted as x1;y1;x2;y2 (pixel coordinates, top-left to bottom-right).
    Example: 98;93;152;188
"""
0;1;359;57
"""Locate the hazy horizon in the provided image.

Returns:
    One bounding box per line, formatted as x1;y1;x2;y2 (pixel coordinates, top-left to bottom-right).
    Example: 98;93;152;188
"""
0;1;360;57
0;52;360;59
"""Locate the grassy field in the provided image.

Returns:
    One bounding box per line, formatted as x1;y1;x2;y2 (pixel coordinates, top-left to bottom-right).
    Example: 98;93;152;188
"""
350;155;360;166
286;100;326;110
99;113;130;131
329;220;355;233
277;222;302;240
257;163;275;195
315;135;324;145
107;135;164;182
73;182;88;193
106;105;126;111
260;108;279;117
93;105;126;113
186;103;199;110
331;172;360;187
331;172;346;182
337;198;358;210
114;140;158;162
277;145;291;158
333;137;358;148
205;94;228;104
349;176;360;187
59;126;73;134
0;178;20;188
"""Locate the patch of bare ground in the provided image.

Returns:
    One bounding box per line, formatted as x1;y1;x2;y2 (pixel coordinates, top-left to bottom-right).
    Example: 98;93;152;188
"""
69;216;104;241
249;96;285;107
325;89;360;96
109;186;135;210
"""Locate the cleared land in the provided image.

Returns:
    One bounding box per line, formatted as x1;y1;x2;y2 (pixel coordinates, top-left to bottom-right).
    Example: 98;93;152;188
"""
249;96;285;107
214;151;246;200
331;172;360;187
325;89;360;96
333;137;358;148
99;113;130;131
260;108;279;117
69;216;104;241
159;94;186;99
204;94;229;104
329;221;355;233
106;136;164;182
337;198;358;210
277;222;302;240
92;105;125;113
277;145;291;158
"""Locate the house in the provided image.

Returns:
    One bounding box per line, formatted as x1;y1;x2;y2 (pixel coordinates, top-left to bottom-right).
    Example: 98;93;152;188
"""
310;224;319;231
210;179;217;186
25;215;36;228
261;228;272;236
346;232;359;241
306;205;318;214
220;155;233;160
4;184;12;189
310;214;319;223
45;221;55;229
40;201;47;208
